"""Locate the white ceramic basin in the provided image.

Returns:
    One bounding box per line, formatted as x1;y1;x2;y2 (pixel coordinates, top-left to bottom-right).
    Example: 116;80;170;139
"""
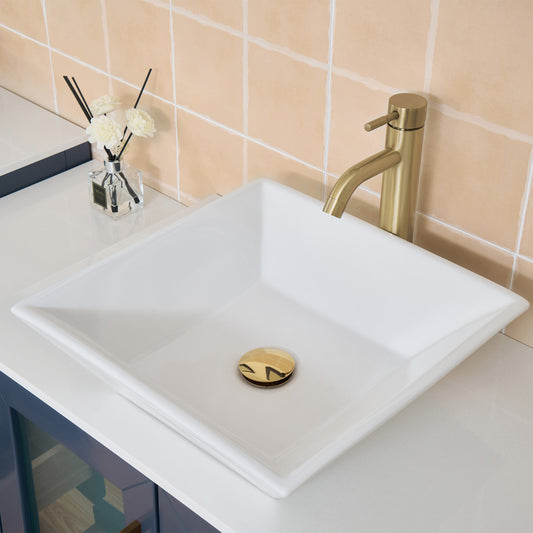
12;179;528;498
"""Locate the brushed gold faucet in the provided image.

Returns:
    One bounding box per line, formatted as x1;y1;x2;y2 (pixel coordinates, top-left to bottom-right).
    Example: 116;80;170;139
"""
323;93;428;241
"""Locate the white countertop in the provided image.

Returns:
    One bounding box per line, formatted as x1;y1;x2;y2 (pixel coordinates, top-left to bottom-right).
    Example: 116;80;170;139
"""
0;87;88;176
1;163;533;532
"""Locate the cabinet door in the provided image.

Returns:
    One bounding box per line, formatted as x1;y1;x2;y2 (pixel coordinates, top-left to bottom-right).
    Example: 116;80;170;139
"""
0;371;157;533
0;386;26;532
158;487;219;533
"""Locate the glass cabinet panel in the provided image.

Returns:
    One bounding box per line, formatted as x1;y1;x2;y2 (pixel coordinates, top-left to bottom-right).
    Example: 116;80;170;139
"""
18;415;125;533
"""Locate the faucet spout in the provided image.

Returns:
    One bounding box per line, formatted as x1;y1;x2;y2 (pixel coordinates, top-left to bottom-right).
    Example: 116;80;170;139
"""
323;149;401;218
322;93;427;241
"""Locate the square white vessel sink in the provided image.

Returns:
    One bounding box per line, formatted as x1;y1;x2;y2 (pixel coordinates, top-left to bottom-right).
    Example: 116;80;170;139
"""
13;179;528;498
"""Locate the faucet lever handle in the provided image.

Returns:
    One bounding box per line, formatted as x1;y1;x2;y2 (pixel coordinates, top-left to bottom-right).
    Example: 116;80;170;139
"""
364;111;399;132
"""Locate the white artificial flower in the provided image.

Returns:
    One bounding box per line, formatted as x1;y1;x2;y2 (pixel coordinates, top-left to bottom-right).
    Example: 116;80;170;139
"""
125;108;156;138
86;115;122;150
90;94;120;116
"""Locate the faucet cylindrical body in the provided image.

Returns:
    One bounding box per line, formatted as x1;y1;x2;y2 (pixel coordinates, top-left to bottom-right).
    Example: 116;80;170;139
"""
379;94;427;241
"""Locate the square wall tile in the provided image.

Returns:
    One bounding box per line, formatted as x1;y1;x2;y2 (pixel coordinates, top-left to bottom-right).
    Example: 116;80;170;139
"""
334;0;430;89
414;215;514;287
248;0;330;62
326;176;380;226
417;110;531;250
112;82;178;195
1;0;47;42
46;0;107;71
431;0;533;136
172;0;242;30
506;258;533;348
328;74;391;194
247;141;324;200
0;28;55;111
248;44;327;168
53;53;110;128
177;111;243;202
106;0;173;101
173;14;243;131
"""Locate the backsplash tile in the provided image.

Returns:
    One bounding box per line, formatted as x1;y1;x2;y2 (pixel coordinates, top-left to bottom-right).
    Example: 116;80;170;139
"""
46;0;107;71
248;44;327;168
414;215;514;288
177;111;243;203
0;27;54;112
333;0;431;90
418;110;531;250
173;13;243;131
2;0;533;349
247;141;324;200
1;0;46;43
248;0;331;62
431;0;533;136
106;0;173;102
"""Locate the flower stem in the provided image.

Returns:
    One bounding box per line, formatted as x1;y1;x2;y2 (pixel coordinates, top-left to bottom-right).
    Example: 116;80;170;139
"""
117;132;133;160
133;68;152;109
72;77;92;119
63;76;91;122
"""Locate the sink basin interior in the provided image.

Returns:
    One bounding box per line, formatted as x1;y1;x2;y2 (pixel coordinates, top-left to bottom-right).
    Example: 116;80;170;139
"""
13;179;528;497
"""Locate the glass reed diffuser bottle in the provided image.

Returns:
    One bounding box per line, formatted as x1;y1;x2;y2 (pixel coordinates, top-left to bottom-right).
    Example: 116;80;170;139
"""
89;159;143;219
63;69;155;220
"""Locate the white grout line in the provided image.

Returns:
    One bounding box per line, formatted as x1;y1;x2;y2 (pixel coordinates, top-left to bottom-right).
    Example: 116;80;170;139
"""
100;0;112;93
513;146;533;255
416;211;516;256
242;0;249;184
0;23;47;47
321;0;336;202
331;66;401;96
168;0;180;200
433;103;533;145
519;254;533;265
247;136;324;174
510;146;533;288
416;0;439;237
423;0;440;94
139;0;169;9
40;0;58;114
248;36;327;72
171;5;243;38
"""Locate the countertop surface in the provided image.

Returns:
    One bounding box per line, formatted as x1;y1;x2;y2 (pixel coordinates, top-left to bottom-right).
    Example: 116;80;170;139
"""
1;163;533;532
0;87;88;176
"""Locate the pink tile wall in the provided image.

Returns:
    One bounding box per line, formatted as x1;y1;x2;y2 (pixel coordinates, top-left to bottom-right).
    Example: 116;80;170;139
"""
1;0;532;347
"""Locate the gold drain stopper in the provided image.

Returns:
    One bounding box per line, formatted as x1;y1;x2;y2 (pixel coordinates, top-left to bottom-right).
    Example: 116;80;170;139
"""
238;348;296;388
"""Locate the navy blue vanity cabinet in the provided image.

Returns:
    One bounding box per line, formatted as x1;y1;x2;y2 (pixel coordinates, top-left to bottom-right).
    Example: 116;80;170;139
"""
0;371;157;533
0;371;222;533
158;488;219;533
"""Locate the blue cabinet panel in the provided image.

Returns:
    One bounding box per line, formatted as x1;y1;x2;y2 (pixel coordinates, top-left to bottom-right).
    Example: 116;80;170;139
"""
0;389;26;532
0;371;157;533
158;487;219;533
0;142;91;198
